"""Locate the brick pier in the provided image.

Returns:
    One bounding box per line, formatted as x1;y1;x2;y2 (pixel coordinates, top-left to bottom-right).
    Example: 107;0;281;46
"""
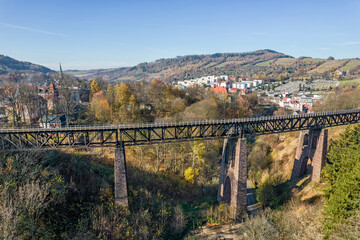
218;138;247;219
114;142;129;207
291;128;328;181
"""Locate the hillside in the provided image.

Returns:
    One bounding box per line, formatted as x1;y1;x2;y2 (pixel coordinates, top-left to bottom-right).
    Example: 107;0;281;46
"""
66;50;291;83
66;50;360;83
0;55;53;74
0;55;54;83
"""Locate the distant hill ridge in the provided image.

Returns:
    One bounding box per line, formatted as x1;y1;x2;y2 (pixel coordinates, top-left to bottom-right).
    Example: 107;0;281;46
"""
66;49;360;83
67;49;293;82
0;55;53;75
1;49;360;84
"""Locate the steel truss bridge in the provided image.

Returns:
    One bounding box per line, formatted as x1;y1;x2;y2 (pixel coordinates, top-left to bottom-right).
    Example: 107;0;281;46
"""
0;109;359;151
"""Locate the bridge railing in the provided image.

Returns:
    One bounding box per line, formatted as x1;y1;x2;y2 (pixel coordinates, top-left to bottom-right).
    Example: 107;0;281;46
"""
0;108;359;133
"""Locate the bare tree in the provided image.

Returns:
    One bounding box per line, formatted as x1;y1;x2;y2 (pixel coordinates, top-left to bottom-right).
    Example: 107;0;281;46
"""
1;84;21;125
57;74;80;127
18;84;38;124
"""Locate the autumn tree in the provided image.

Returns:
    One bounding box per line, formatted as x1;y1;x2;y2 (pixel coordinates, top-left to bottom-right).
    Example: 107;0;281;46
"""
114;82;140;122
284;72;289;79
90;78;100;101
105;83;115;120
248;141;272;185
90;94;111;123
182;98;220;120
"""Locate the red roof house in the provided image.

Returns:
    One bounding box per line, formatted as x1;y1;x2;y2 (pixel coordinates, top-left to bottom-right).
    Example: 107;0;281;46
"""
210;86;227;94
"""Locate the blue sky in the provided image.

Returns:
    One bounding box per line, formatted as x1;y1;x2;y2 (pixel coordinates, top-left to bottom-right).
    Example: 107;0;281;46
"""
0;0;359;70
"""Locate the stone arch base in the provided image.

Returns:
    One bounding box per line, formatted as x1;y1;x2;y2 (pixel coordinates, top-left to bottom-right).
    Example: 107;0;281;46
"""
291;129;328;181
218;138;247;220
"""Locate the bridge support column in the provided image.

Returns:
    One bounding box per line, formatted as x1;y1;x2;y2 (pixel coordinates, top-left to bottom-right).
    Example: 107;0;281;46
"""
291;129;328;181
291;131;309;180
312;129;328;181
218;137;247;220
114;142;129;208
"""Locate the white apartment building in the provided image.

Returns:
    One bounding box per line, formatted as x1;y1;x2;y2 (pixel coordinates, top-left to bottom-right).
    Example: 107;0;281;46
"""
253;79;263;86
177;75;229;87
233;82;248;89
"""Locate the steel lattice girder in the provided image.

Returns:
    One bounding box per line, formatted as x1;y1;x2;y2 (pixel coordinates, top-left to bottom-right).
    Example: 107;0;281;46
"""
0;109;359;151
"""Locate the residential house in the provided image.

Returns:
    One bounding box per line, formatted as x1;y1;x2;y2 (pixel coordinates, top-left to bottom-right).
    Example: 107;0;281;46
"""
210;86;228;94
39;114;66;128
38;83;59;111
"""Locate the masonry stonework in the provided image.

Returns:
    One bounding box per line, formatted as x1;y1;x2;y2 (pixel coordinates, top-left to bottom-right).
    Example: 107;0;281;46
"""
291;129;328;181
291;131;308;180
114;142;129;207
218;137;247;220
312;129;328;181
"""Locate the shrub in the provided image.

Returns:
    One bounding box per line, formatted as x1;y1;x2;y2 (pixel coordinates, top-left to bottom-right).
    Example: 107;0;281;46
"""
205;203;231;224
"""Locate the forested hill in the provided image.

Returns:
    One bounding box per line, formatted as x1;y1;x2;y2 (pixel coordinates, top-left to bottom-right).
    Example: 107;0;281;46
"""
67;50;291;82
66;49;360;83
0;55;53;74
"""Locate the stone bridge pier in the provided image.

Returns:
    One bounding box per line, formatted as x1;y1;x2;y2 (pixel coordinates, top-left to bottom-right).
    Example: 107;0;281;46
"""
291;128;328;181
218;138;247;220
114;142;129;207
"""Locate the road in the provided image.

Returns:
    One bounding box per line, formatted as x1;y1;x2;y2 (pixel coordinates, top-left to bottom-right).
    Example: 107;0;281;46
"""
247;181;261;215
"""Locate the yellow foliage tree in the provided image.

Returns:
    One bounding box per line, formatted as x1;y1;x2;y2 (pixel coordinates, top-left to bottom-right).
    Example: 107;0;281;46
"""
184;167;199;182
193;142;205;165
90;97;111;123
284;72;289;79
90;78;100;101
113;82;139;122
115;82;131;105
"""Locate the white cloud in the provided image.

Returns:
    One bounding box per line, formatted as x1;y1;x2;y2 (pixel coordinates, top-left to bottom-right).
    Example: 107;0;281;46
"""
318;47;330;50
0;22;68;37
333;41;360;46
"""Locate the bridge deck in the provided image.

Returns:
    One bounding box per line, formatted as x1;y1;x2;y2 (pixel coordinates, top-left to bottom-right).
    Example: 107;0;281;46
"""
0;109;359;150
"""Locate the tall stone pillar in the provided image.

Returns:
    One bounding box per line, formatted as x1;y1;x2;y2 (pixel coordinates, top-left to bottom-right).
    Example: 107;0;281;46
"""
291;131;309;180
218;137;247;220
291;128;328;181
312;129;328;181
231;138;248;218
217;138;234;202
114;142;129;207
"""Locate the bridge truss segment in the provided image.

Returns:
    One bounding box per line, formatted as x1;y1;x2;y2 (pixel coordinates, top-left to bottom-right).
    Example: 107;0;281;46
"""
0;109;359;151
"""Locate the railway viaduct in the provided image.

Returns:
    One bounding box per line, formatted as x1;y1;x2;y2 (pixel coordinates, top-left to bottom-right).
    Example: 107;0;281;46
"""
0;109;359;219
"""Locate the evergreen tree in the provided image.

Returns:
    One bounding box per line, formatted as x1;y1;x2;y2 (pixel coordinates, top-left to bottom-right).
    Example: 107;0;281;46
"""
322;125;360;238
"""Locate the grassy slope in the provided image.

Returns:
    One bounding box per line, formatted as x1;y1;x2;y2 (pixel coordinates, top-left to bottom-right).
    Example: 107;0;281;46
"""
339;78;360;86
308;59;348;74
302;57;324;63
255;59;274;66
259;125;348;181
340;59;360;71
272;57;298;66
